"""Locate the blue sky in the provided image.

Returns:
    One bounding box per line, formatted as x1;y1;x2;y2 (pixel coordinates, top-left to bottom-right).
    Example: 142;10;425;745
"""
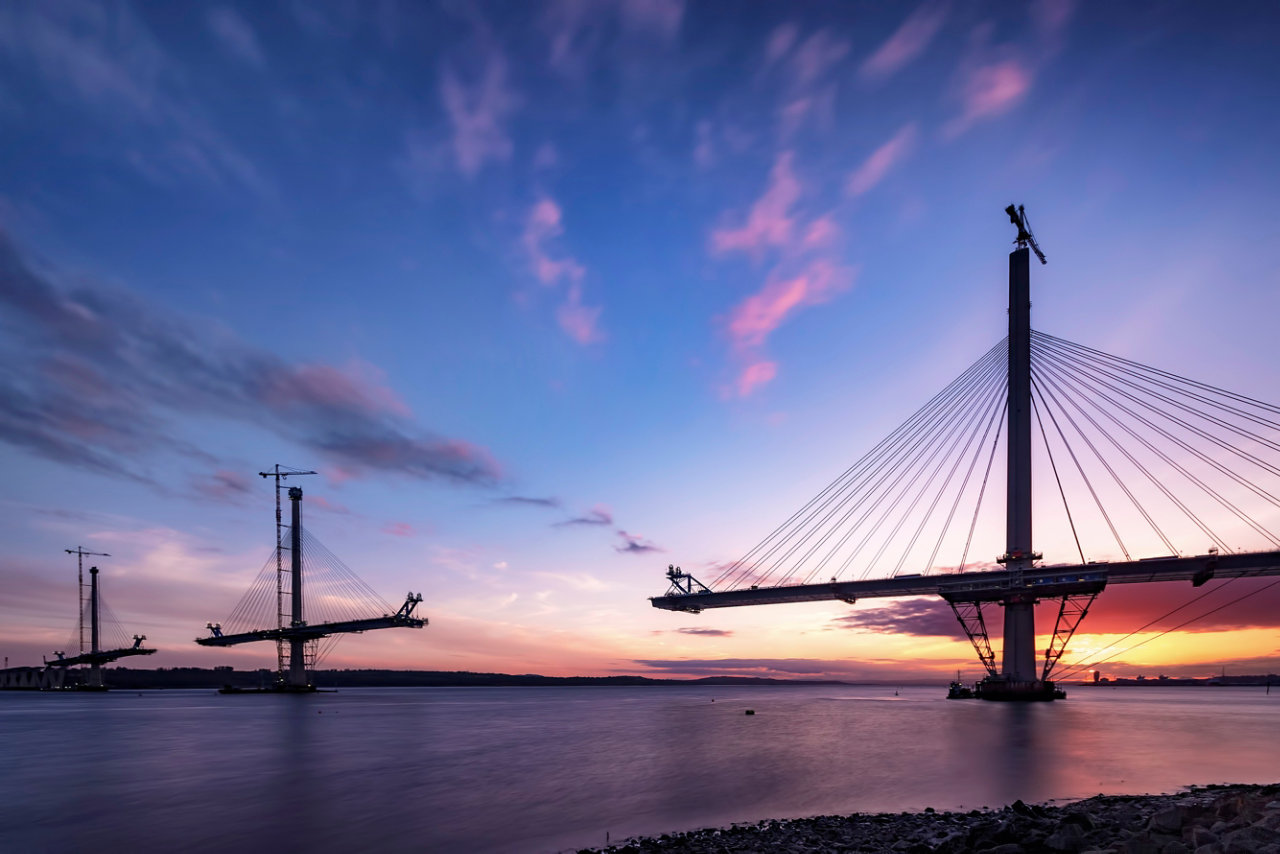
2;0;1279;679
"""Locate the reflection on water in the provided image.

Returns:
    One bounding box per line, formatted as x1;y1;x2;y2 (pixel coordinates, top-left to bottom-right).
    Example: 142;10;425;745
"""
0;685;1275;853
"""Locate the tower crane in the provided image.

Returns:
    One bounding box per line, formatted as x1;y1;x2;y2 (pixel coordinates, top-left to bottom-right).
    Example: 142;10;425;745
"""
66;546;110;654
1006;204;1047;265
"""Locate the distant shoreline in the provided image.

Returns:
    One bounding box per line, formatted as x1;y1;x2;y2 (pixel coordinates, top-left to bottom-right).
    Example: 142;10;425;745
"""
4;666;1276;691
578;783;1280;853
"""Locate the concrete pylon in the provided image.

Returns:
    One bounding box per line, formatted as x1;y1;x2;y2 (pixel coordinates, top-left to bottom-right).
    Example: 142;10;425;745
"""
287;486;309;689
1002;246;1037;683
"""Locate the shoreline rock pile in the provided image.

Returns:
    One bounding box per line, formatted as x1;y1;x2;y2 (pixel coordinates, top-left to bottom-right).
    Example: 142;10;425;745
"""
580;784;1280;854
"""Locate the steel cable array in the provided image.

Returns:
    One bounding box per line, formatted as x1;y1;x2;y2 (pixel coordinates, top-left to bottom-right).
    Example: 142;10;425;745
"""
706;330;1280;609
713;339;1010;591
215;526;397;666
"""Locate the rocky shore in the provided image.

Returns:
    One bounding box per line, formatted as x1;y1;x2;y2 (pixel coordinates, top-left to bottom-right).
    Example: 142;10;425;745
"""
580;784;1280;854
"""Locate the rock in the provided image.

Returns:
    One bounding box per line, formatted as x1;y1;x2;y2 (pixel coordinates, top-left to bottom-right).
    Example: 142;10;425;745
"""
1064;812;1099;832
1119;832;1163;854
1047;823;1087;852
1193;846;1222;854
1151;809;1184;835
982;844;1025;854
1162;842;1190;854
1258;813;1280;832
1222;825;1280;854
1013;801;1037;817
1190;827;1220;849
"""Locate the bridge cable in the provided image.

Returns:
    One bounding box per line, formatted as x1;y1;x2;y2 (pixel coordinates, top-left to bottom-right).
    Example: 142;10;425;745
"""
1032;338;1280;546
1035;334;1280;476
1031;354;1178;554
959;383;1006;572
802;351;1007;584
1031;387;1086;565
716;339;1006;590
1033;351;1226;552
1056;576;1278;680
817;359;1004;583
746;339;1006;588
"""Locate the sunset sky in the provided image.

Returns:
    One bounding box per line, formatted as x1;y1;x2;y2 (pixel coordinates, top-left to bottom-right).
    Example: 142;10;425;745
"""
2;0;1279;682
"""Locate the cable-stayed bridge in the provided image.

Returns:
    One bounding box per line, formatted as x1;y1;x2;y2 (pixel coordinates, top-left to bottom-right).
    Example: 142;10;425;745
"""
197;472;427;692
653;206;1280;700
40;557;156;690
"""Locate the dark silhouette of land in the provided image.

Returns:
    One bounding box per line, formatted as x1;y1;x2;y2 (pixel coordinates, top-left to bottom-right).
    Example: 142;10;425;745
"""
91;667;857;690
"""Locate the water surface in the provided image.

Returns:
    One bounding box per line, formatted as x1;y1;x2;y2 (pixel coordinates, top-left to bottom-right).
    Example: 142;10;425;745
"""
1;685;1275;853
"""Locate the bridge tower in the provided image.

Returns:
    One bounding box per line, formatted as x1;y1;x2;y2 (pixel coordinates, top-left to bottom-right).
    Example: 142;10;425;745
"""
286;486;308;689
1000;231;1039;686
86;567;104;689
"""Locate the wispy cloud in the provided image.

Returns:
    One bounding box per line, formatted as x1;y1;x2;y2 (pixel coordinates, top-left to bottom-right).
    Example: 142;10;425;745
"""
735;360;778;398
726;259;854;352
382;522;415;537
859;3;948;82
0;3;272;197
831;598;959;637
206;7;265;69
708;150;856;397
0;232;501;487
542;0;685;79
495;495;563;509
555;504;614;527
945;58;1033;137
196;469;254;503
710;152;801;258
522;197;604;345
675;627;733;637
439;44;518;177
846;123;918;197
616;530;662;554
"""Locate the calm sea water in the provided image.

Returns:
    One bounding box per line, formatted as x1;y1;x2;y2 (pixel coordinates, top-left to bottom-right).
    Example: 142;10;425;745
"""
0;685;1276;853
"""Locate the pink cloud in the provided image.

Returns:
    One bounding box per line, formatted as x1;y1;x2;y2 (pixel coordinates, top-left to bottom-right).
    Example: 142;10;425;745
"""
801;216;838;249
736;360;778;397
710;151;801;257
259;361;413;419
764;22;799;66
618;0;684;42
847;123;918;197
726;260;855;351
945;59;1032;137
308;494;350;515
787;30;850;88
523;197;586;286
439;47;517;177
382;521;414;537
1033;0;1075;37
859;3;948;82
521;198;602;345
557;283;604;345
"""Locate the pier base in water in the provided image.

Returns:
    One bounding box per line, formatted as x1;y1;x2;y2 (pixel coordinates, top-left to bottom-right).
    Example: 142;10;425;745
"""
974;677;1064;702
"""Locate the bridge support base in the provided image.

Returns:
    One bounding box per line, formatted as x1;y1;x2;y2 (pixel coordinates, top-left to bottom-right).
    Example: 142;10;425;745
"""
975;677;1065;702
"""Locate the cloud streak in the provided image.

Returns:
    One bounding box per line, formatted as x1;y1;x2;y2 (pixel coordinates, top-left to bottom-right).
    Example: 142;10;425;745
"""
522;197;603;344
847;123;918;198
0;232;501;487
439;44;518;177
859;3;948;82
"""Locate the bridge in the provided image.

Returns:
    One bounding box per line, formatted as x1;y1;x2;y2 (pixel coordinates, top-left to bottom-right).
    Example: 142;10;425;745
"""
42;561;156;690
653;206;1280;700
196;472;427;691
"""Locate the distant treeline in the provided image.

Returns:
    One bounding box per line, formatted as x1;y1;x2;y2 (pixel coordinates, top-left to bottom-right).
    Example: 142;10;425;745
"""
97;667;856;690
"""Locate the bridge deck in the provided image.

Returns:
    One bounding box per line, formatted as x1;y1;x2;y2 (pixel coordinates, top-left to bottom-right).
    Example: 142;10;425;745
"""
196;613;427;647
46;647;157;667
650;550;1280;612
